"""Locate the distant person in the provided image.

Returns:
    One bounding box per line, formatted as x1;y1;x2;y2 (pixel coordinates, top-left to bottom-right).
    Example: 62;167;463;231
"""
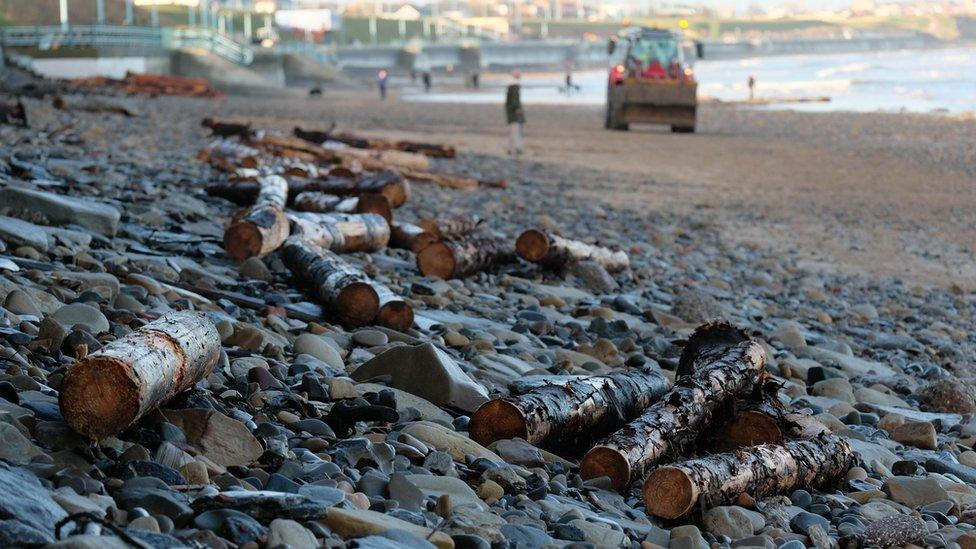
669;57;682;80
377;69;389;100
564;69;580;94
472;71;480;89
422;71;432;92
748;74;756;101
505;70;525;158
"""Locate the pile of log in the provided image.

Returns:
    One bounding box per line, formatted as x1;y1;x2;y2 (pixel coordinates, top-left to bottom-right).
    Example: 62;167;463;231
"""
470;323;854;518
516;228;629;272
69;72;223;98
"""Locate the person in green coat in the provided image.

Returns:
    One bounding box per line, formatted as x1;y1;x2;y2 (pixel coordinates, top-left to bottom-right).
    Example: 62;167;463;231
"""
505;71;525;157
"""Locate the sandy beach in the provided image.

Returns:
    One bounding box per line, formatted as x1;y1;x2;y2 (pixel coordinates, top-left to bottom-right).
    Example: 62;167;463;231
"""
214;90;976;289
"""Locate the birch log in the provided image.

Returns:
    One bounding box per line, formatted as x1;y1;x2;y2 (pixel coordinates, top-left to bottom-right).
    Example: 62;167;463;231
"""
281;237;379;327
306;171;410;208
390;222;438;253
580;341;767;491
400;169;480;191
705;391;831;452
677;322;750;378
469;366;671;450
417;215;483;241
643;435;854;519
294;191;393;221
224;175;290;261
288;212;390;253
516;229;629;273
416;235;517;279
59;311;221;440
372;283;414;332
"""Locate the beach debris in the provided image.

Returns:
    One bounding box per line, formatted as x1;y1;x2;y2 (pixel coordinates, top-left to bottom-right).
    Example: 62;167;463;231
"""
516;228;630;272
69;72;223;98
417;234;517;279
417;215;483;241
223;174;290;261
294;126;456;158
288;211;390;254
52;95;138;116
0;98;28;127
293;191;392;221
58;311;221;440
390;221;438;253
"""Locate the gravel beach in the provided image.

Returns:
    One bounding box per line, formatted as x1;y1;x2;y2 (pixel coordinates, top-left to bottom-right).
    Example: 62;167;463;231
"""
0;87;975;549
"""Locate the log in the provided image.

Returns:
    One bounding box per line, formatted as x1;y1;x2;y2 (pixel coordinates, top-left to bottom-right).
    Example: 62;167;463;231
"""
706;391;831;452
52;95;137;117
469;366;671;450
677;322;750;378
338;147;430;172
390;222;438;253
372;283;414;332
303;171;410;209
416;235;517;279
417;215;483;241
199;139;261;171
516;229;629;273
643;435;854;519
293;191;392;221
400;169;480;191
288;211;390;253
223;175;290;261
201;117;252;139
294;126;455;158
580;341;767;491
281;237;379;327
59;311;221;440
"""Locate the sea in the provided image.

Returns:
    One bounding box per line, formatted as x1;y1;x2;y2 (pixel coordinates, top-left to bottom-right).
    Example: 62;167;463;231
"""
404;46;976;115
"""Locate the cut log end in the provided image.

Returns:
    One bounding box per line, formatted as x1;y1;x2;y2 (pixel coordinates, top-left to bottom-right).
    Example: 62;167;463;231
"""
59;355;141;440
356;194;393;222
643;467;697;520
336;282;380;327
224;221;263;261
378;300;414;332
417;242;457;279
515;229;551;262
469;399;529;446
714;410;784;451
580;446;632;492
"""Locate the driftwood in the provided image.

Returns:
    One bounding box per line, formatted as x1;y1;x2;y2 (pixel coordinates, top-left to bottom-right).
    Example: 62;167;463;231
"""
416;235;517;279
709;395;831;452
201;118;252;139
223;175;290;261
516;229;629;273
199;139;260;171
373;283;414;332
417;215;483;241
338;147;429;172
289;212;390;253
52;95;137;117
400;169;480;191
59;312;221;440
643;435;854;518
469;366;671;451
293;191;392;221
294;126;456;158
390;222;438;253
281;237;379;327
580;341;767;491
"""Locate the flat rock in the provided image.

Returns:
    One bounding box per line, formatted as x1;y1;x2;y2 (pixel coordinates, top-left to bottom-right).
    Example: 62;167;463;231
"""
267;518;318;549
322;507;454;549
50;302;110;334
921;379;976;414
807;346;897;377
885;476;949;507
703;506;761;540
406;474;487;511
0;215;48;251
0;462;69;541
0;186;121;236
293;333;344;370
162;408;263;467
401;421;500;462
356;383;454;424
891;421;938;450
352;343;488;413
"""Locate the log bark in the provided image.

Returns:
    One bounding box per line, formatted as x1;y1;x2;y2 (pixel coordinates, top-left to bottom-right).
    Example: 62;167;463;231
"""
372;283;414;332
677;322;751;378
305;171;409;208
281;237;379;327
338;147;429;172
293;191;392;221
400;169;480;191
643;435;854;519
288;211;390;253
705;391;830;452
223;175;290;261
416;235;517;279
417;215;483;241
59;311;221;440
516;229;629;273
390;222;439;253
293;126;455;158
201;117;251;139
199;139;260;171
579;341;767;491
469;366;671;451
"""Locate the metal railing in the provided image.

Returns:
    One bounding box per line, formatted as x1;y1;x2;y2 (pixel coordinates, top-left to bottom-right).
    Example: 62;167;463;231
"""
0;25;253;66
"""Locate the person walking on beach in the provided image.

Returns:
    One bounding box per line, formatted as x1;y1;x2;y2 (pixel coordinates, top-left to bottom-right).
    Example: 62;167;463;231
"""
377;69;389;100
748;74;756;101
422;71;432;92
505;70;525;157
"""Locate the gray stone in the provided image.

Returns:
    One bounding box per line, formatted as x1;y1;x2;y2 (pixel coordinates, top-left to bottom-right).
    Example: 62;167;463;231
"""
0;186;121;235
294;333;345;370
388;473;424;511
267;518;318;549
0;462;68;540
891;421;938;450
0;215;48;251
568;260;618;293
864;514;926;547
351;343;488;413
703;506;760;540
885;476;949;507
162;408;263;468
3;289;42;317
50;302;109;334
353;329;389;347
568;519;627;547
406;474;487;511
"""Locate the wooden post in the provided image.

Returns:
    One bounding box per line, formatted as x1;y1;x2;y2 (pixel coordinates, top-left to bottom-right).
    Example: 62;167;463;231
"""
580;341;767;491
516;229;629;272
643;435;854;519
59;312;221;440
470;366;671;450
